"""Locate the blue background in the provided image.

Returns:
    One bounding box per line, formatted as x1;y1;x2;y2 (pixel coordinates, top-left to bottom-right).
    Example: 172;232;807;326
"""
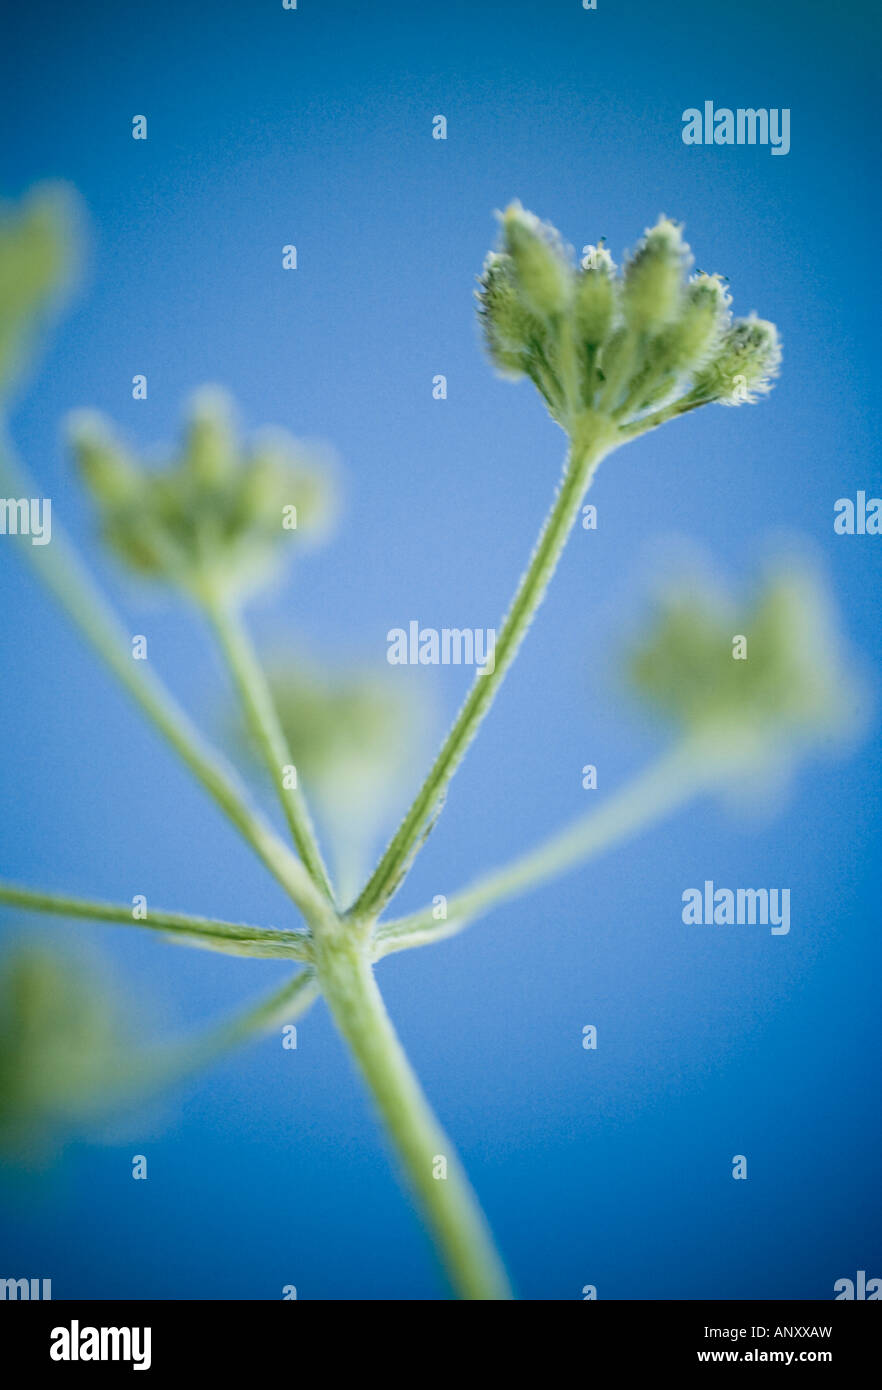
1;0;879;1299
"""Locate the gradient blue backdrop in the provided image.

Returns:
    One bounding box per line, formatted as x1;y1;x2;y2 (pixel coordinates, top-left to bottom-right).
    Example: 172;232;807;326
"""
1;0;879;1299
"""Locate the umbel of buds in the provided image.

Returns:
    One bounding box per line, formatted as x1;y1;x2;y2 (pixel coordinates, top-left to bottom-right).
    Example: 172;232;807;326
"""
626;559;862;781
69;389;336;602
477;203;781;433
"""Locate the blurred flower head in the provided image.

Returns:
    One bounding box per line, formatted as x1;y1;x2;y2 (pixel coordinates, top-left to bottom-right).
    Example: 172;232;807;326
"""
236;659;431;899
0;945;133;1163
69;388;337;603
476;203;781;431
626;555;866;788
0;184;78;398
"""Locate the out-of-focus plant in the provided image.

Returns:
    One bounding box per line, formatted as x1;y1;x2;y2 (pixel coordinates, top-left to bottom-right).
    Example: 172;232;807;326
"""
0;941;318;1162
0;946;129;1161
375;556;863;959
67;390;339;897
0;186;75;398
235;660;431;903
627;559;862;784
0;188;863;1299
70;391;336;603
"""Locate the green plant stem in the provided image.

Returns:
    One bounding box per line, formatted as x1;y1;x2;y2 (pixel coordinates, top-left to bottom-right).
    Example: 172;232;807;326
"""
374;742;705;957
169;968;319;1070
1;431;510;1296
349;422;616;922
313;930;512;1300
0;880;310;960
108;970;320;1103
204;594;334;903
0;437;327;927
618;393;706;439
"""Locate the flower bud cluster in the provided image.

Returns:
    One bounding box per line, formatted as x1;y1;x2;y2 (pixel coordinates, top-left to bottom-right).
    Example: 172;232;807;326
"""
477;203;781;430
70;389;335;601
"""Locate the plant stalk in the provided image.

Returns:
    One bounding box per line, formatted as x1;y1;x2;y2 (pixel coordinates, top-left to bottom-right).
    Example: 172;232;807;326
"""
0;880;310;960
349;418;617;921
204;594;335;903
104;970;320;1106
374;741;705;957
313;929;513;1300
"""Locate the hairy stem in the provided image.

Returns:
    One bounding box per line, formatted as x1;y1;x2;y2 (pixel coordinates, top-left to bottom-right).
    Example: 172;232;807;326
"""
349;419;617;922
618;393;706;439
374;742;704;957
204;594;334;902
0;880;310;960
313;931;512;1299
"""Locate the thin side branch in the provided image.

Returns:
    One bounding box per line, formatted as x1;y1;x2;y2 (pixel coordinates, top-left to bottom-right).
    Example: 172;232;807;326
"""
0;880;311;960
107;970;321;1103
373;743;704;958
205;595;334;903
618;393;706;440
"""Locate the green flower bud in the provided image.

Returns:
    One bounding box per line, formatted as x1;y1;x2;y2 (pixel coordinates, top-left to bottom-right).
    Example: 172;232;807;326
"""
476;252;522;376
501;202;573;320
593;326;635;411
69;412;173;576
691;313;781;405
573;253;617;349
184;386;237;485
477;250;566;416
617;274;732;418
665;273;731;373
0;186;76;395
622;218;691;334
68;411;143;505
